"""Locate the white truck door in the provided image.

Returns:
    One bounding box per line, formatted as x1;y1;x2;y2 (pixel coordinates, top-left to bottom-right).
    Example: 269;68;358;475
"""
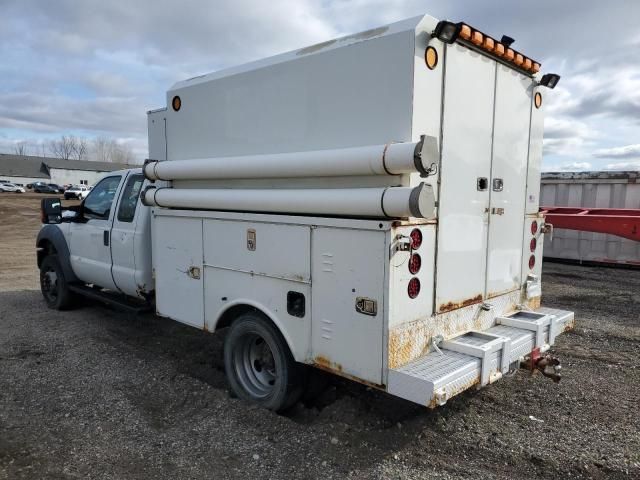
435;44;496;313
485;65;533;297
110;173;146;296
69;175;123;290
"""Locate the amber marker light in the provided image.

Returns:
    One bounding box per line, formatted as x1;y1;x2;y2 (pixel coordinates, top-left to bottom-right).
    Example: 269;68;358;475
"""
425;46;438;70
172;95;182;111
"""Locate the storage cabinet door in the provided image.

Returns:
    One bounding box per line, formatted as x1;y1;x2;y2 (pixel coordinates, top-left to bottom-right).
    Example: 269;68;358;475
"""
311;228;385;385
153;216;204;328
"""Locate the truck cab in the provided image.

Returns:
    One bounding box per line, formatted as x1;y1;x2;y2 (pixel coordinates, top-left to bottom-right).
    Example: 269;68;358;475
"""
37;169;153;307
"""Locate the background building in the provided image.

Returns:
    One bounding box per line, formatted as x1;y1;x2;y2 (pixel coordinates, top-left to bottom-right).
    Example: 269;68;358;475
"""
0;153;129;186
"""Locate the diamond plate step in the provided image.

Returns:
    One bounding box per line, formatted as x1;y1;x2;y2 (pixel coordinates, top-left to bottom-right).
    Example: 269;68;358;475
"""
387;308;574;407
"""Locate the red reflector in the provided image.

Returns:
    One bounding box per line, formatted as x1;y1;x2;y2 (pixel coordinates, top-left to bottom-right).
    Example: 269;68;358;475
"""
531;220;538;235
408;254;422;275
410;228;422;250
408;277;421;299
529;255;536;269
530;237;537;252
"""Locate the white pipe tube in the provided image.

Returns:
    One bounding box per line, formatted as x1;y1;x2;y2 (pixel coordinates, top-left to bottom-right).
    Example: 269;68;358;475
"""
143;184;435;219
144;141;423;181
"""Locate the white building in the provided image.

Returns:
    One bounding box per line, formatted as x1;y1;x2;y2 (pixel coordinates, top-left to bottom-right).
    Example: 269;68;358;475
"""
0;154;129;187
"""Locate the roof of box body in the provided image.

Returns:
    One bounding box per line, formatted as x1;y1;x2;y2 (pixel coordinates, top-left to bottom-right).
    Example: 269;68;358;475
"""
0;153;129;179
169;15;431;92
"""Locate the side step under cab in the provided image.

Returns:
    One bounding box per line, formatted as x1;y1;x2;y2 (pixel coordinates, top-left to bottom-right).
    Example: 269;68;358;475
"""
388;308;574;407
68;284;153;314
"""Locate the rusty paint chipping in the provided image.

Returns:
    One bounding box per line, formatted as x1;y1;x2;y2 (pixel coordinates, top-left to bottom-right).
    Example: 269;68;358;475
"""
312;356;385;390
439;294;483;313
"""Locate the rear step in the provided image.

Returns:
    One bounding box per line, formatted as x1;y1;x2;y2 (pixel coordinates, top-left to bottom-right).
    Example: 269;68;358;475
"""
388;308;574;407
69;284;153;314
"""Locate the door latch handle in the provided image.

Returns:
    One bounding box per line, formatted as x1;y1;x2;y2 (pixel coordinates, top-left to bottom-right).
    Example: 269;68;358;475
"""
103;230;109;246
477;177;488;191
492;178;504;192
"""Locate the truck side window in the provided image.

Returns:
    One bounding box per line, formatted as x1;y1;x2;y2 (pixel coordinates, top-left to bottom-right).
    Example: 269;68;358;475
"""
117;175;144;222
83;176;122;220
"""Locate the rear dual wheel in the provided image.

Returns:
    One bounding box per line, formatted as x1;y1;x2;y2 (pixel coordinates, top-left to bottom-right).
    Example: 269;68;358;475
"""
224;312;306;412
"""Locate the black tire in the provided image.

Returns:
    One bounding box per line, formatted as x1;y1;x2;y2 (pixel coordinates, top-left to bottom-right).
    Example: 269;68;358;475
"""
224;312;306;412
39;255;74;310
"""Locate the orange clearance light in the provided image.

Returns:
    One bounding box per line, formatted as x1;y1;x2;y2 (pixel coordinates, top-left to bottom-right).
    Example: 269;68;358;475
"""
459;24;472;40
515;53;524;66
534;92;543;108
483;37;495;50
172;95;181;111
425;46;438;70
505;48;515;61
494;43;505;56
523;58;532;70
471;31;483;45
532;62;541;73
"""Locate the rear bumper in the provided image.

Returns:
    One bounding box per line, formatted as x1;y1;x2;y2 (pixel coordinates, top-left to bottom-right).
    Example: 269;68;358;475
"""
387;307;574;407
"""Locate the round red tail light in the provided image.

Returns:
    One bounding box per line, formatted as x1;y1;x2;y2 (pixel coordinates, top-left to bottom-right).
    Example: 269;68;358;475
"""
408;253;422;274
529;255;536;269
531;220;538;235
410;228;423;250
530;237;537;252
408;278;421;299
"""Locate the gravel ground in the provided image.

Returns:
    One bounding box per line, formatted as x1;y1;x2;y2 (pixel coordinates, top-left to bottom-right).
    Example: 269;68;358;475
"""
0;196;639;479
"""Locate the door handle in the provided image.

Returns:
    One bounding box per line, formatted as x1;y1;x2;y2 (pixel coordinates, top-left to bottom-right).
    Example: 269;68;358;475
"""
492;178;504;192
477;177;488;191
103;230;109;246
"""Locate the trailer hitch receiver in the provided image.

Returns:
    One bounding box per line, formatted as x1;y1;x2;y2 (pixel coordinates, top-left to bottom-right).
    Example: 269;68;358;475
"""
520;347;562;383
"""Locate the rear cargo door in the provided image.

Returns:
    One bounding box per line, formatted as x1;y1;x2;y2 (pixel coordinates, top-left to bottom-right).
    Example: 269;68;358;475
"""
484;65;532;297
435;44;496;313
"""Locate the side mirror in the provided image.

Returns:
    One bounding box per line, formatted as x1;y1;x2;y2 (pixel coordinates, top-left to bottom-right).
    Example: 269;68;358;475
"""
41;198;62;224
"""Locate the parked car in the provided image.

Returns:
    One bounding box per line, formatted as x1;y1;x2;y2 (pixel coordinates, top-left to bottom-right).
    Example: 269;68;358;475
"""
64;185;89;199
0;182;25;193
33;184;59;194
48;183;65;194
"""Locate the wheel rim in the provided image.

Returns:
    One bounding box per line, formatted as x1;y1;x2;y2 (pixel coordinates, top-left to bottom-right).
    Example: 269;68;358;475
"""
233;333;277;398
41;267;59;302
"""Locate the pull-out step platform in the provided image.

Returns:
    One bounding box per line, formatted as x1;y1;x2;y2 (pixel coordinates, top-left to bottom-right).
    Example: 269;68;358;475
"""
388;308;574;407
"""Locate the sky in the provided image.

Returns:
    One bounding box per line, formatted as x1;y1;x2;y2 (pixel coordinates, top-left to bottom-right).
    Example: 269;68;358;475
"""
1;0;639;171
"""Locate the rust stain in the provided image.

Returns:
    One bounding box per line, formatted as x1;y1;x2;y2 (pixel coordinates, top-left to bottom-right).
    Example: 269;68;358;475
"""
438;294;483;313
428;376;480;409
388;320;431;370
527;296;541;310
312;356;384;390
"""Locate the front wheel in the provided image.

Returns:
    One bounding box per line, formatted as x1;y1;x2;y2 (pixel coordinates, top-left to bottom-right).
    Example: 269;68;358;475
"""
40;255;74;310
224;312;306;412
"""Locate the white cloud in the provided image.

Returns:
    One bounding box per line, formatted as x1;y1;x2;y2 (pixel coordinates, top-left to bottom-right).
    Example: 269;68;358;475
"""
593;144;640;159
543;161;592;172
604;161;640;170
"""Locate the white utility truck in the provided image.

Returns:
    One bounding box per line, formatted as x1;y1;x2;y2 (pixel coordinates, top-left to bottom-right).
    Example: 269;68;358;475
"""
37;15;572;411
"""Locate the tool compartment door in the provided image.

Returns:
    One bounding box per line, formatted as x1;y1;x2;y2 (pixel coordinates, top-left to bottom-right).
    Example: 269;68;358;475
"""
153;215;204;328
311;227;385;384
485;65;532;297
435;44;496;313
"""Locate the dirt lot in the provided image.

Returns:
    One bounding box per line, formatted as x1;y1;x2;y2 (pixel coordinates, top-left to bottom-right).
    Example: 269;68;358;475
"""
0;194;639;479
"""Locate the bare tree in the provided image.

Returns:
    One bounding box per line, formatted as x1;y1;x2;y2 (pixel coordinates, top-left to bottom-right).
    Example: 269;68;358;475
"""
74;137;88;160
49;135;77;160
13;142;28;156
92;136;134;164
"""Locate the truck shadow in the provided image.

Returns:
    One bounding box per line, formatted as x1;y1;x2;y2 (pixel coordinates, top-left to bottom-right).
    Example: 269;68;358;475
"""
95;304;457;430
